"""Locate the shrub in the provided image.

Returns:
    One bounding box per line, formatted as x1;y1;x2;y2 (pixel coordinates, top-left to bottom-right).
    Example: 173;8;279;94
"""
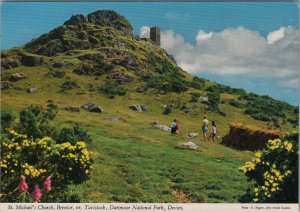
0;130;93;202
50;70;66;78
207;92;220;112
239;136;298;203
18;104;58;139
163;105;172;115
61;80;79;91
57;124;91;145
100;81;126;97
1;111;16;131
190;93;201;102
229;100;243;108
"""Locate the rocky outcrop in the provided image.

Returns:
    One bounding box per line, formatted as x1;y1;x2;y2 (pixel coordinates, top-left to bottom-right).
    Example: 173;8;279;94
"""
10;73;25;82
129;104;147;112
221;123;283;151
1;58;20;69
81;103;102;113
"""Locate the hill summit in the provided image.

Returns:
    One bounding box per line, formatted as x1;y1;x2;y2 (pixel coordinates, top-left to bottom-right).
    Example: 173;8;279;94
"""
24;10;134;56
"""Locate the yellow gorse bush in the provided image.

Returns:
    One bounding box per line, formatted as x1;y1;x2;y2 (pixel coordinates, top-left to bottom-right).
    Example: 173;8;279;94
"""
239;138;296;203
1;130;93;196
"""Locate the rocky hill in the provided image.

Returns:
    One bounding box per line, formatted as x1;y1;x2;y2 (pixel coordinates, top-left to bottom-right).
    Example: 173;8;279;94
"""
1;10;298;135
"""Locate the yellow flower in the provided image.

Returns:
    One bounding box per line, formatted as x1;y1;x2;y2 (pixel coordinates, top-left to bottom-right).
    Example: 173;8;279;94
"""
286;143;293;152
69;168;72;170
271;188;276;192
76;141;86;148
254;188;259;192
24;169;30;175
253;198;259;202
255;152;261;158
265;181;270;186
85;170;89;174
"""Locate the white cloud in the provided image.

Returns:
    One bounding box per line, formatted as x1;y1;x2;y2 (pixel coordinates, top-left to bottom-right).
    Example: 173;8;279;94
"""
150;26;299;89
267;27;285;44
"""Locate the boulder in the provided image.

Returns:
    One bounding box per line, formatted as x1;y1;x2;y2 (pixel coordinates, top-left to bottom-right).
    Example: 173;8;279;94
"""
10;73;25;82
153;124;171;132
21;55;43;66
65;107;80;112
108;116;125;122
182;142;198;150
27;87;37;93
81;102;102;113
187;133;199;138
129;104;147;112
106;72;133;84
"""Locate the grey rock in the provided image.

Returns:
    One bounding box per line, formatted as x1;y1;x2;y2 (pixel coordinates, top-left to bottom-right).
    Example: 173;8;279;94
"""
129;104;147;112
10;73;25;82
187;133;199;138
182;142;198;150
153;124;171;132
27;87;37;93
81;102;102;113
106;72;133;84
108;116;125;122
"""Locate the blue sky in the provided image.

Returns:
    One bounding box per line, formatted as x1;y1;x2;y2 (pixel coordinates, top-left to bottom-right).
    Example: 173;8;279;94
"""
1;2;299;105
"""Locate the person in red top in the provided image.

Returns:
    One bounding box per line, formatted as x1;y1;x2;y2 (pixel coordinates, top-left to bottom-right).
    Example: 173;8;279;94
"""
208;121;217;142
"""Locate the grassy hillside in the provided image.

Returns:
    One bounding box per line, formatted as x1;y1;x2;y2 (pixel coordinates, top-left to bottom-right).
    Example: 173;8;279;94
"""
1;10;298;203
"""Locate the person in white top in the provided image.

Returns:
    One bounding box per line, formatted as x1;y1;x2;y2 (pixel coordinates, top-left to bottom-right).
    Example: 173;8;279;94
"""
209;121;217;142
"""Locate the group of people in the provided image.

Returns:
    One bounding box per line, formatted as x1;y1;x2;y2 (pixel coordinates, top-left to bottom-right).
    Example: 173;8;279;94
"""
170;115;217;142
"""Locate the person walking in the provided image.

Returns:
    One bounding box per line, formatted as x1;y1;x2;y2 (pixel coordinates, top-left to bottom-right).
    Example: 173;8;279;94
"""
175;120;180;135
170;119;177;134
202;115;209;141
208;121;217;142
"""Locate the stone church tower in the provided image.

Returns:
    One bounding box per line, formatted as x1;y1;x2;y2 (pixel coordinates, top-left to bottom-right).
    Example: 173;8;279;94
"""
150;27;160;46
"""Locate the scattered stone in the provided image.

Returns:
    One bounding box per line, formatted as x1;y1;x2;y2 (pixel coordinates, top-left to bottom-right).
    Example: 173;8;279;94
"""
10;73;25;82
136;85;148;93
153;124;171;132
27;87;37;93
108;116;125;122
129;104;147;112
187;133;199;138
106;72;133;84
81;102;102;113
182;106;192;113
182;142;198;150
65;107;80;112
